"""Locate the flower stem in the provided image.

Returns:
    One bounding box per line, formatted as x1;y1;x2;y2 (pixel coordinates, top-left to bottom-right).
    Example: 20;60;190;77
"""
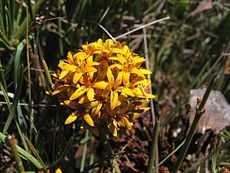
80;129;89;172
172;75;217;173
99;128;121;173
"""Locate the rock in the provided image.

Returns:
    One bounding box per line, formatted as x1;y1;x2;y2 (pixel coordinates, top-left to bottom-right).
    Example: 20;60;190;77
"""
189;89;230;134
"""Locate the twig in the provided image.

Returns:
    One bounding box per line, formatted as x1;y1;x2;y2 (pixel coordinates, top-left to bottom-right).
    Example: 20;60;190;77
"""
97;24;117;43
115;16;170;40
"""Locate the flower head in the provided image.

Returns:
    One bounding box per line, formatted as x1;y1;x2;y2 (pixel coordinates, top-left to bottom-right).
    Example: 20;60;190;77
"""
50;39;155;136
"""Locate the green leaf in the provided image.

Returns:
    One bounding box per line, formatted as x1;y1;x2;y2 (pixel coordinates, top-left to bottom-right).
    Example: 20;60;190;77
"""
3;40;26;133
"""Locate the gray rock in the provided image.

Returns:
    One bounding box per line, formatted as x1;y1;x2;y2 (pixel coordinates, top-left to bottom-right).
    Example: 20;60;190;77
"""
189;89;230;134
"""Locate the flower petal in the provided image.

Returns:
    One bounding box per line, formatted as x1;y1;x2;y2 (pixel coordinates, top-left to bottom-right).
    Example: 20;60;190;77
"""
117;54;126;64
109;64;123;69
65;113;77;124
51;85;68;95
87;88;95;101
67;52;74;63
115;71;123;87
133;88;144;97
55;168;63;173
59;70;69;79
94;81;108;89
107;68;114;83
108;124;118;137
110;91;118;110
145;93;156;99
85;67;97;73
140;69;152;74
58;60;76;71
133;57;145;64
131;68;144;77
92;103;102;116
63;100;77;109
73;72;83;83
84;114;95;127
123;72;130;86
122;87;135;97
70;86;87;100
122;117;132;129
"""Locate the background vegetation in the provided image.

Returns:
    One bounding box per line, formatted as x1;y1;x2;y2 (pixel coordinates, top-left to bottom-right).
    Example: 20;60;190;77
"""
0;0;229;172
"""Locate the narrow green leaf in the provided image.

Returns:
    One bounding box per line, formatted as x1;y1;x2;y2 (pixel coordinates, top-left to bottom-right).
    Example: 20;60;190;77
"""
0;28;14;50
0;61;11;110
4;2;12;37
147;119;160;173
24;136;47;169
3;40;26;133
9;0;14;34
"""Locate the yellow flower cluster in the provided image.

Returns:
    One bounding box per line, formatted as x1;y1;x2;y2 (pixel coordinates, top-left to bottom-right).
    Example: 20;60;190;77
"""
51;39;155;136
38;168;62;173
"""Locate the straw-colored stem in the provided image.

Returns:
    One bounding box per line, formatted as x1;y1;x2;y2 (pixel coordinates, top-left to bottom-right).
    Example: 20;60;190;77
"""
115;16;170;40
41;57;53;87
7;135;25;173
25;7;33;141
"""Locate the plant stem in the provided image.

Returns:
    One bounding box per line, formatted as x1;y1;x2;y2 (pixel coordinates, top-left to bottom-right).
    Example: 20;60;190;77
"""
41;57;53;87
172;75;217;173
99;128;121;173
80;129;89;172
147;119;160;173
7;135;25;173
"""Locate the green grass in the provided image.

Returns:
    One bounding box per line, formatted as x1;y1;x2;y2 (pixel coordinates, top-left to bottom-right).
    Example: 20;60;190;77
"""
0;0;230;172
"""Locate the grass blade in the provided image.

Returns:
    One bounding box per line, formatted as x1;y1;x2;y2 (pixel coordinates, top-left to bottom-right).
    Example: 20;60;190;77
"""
24;136;47;169
3;39;26;133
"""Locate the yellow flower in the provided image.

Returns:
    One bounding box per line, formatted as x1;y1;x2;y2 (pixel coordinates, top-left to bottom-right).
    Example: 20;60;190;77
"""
50;39;155;136
55;168;62;173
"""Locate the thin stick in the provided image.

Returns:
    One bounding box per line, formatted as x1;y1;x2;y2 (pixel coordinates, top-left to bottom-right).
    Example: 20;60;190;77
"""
26;6;33;141
143;28;155;124
115;17;170;40
98;24;117;43
143;28;158;173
